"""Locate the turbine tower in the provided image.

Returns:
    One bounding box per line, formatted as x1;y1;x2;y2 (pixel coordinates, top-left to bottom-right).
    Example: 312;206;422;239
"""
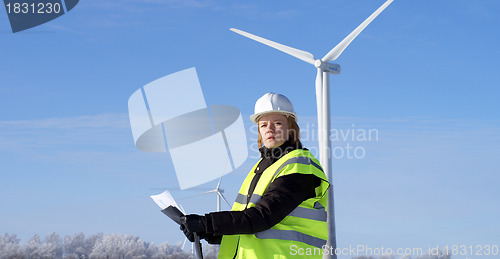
230;1;394;258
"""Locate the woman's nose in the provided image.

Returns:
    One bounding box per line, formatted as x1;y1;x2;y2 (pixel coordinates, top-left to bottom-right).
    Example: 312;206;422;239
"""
264;124;275;132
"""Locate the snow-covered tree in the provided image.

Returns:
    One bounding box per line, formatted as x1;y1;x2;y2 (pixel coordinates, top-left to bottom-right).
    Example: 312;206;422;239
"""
24;234;42;259
64;232;101;259
0;233;23;259
148;241;189;259
2;232;214;258
22;233;64;259
89;233;150;259
414;250;451;259
38;232;63;259
203;244;219;259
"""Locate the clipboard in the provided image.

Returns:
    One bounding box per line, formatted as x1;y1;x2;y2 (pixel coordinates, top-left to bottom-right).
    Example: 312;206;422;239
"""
161;205;185;225
150;190;203;258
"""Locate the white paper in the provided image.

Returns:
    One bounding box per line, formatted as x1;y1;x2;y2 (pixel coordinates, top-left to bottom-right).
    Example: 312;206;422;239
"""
150;190;179;210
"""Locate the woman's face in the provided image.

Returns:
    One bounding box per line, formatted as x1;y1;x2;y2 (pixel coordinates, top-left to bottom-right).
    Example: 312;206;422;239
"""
258;113;290;148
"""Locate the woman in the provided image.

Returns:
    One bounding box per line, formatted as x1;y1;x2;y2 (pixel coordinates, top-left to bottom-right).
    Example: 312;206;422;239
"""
181;92;330;259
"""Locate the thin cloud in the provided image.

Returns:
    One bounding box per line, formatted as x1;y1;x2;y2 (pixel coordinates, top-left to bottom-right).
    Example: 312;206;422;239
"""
139;0;217;9
0;113;129;129
0;113;131;153
229;4;301;20
0;113;170;180
83;0;219;11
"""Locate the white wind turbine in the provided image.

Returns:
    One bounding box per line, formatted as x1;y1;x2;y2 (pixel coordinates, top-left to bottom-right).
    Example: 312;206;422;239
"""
179;176;231;212
230;0;394;258
196;176;231;212
181;158;232;212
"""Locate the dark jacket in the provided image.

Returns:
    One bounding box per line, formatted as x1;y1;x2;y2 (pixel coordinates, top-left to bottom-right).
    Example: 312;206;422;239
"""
204;140;321;244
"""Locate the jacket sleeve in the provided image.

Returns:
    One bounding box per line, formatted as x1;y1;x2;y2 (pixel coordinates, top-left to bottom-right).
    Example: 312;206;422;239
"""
205;173;319;236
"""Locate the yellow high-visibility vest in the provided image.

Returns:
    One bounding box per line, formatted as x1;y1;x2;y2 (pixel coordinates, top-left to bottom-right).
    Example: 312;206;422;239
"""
218;149;330;259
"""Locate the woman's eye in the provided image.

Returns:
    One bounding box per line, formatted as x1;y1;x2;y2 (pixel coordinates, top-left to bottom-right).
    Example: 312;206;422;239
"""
260;124;267;128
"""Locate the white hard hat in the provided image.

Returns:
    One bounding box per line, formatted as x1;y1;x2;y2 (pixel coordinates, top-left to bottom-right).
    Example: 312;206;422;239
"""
250;92;297;124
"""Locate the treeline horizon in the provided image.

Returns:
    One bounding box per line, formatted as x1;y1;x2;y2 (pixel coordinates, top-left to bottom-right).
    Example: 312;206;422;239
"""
1;232;454;259
0;232;218;259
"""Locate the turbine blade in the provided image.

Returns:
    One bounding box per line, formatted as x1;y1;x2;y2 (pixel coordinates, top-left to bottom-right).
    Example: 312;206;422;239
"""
218;192;231;208
178;204;186;214
182;238;188;249
179;190;216;200
315;68;323;146
316;67;323;94
199;190;217;195
322;0;394;62
216;176;222;189
149;186;211;191
230;28;316;65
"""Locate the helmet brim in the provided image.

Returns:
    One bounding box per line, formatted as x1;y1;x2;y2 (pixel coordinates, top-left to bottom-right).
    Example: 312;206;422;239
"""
250;111;297;124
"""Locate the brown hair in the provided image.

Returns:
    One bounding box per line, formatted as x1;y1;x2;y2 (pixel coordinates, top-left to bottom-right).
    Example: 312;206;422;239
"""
257;115;301;148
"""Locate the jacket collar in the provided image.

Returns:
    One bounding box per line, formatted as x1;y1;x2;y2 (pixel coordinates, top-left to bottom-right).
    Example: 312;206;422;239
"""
259;139;302;161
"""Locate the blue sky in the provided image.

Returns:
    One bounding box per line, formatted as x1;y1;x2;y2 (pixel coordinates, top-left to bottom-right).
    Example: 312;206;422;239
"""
1;0;499;258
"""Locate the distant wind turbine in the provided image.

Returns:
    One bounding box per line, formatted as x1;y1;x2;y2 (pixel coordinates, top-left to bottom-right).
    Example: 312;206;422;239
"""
230;1;394;258
180;158;232;212
190;177;230;212
180;176;231;212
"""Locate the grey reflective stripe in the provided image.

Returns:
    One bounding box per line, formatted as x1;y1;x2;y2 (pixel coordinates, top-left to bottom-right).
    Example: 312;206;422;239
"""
234;193;262;205
272;156;323;181
249;194;262;204
314;202;325;209
255;229;327;248
288;206;327;222
234;193;246;204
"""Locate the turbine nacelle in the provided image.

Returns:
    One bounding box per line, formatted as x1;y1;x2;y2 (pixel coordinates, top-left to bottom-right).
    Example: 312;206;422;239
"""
314;59;340;75
325;63;341;74
315;59;341;75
